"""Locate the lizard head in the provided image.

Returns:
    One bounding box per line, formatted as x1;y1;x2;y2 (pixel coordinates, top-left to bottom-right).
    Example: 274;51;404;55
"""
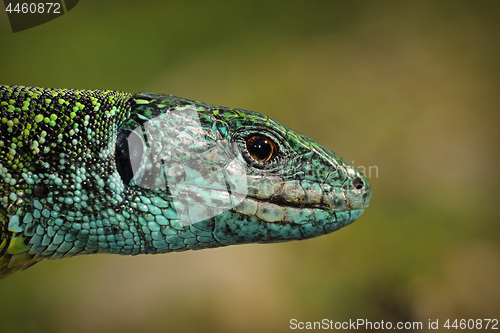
117;93;371;249
0;85;370;278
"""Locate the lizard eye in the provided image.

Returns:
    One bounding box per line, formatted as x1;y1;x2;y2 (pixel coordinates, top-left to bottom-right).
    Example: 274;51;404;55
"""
246;135;277;163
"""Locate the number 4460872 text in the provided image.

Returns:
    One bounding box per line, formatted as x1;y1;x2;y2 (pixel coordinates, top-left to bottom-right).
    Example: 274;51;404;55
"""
444;319;498;330
5;2;61;14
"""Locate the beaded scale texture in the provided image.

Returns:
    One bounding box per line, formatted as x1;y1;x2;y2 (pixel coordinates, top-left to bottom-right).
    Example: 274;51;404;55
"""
0;85;371;279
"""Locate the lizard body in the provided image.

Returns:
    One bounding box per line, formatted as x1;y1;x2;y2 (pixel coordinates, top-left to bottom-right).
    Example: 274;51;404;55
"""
0;85;370;279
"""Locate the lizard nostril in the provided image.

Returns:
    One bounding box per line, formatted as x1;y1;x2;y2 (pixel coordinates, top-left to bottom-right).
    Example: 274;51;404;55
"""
353;177;364;190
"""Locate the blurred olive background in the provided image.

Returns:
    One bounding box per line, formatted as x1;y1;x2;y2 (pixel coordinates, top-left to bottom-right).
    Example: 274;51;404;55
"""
1;1;499;332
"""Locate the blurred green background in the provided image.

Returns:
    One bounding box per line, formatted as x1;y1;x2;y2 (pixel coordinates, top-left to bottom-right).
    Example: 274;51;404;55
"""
1;1;499;332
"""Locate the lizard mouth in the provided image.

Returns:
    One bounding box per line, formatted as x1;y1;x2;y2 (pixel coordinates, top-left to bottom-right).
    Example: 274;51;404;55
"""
229;189;368;225
246;194;365;212
240;178;371;213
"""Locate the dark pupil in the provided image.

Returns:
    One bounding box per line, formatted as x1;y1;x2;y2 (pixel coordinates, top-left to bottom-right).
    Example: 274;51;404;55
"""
246;135;275;162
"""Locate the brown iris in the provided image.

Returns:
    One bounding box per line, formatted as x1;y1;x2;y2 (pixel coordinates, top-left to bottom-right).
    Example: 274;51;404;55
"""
246;135;277;163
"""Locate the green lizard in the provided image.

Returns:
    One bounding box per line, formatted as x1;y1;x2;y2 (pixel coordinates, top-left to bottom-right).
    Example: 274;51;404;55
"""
0;85;371;279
